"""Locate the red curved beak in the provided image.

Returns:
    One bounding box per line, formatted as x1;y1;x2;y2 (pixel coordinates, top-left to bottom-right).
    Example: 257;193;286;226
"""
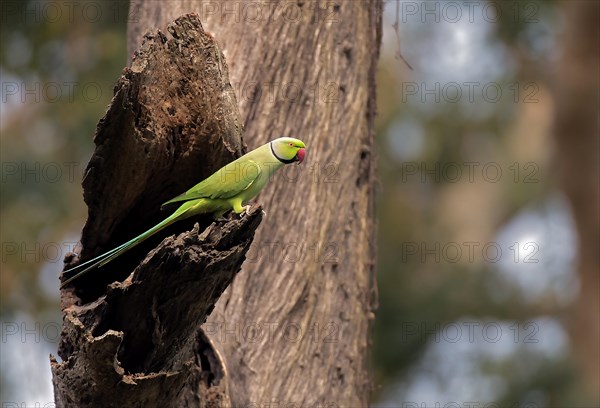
296;148;306;163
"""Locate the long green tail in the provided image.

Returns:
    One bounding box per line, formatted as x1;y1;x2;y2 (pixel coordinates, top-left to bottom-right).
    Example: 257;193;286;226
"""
60;210;184;288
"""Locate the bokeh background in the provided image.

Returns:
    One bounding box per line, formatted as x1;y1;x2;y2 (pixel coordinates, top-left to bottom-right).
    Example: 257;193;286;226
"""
1;1;598;406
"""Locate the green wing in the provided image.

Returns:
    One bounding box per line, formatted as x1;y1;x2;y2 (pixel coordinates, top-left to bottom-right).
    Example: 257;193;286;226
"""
161;159;261;210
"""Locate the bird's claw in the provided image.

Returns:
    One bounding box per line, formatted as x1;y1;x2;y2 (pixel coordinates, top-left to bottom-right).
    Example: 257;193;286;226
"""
239;205;251;217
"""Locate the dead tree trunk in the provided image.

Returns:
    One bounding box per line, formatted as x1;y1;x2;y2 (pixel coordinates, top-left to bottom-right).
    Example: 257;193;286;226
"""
52;15;259;407
130;1;381;406
53;0;381;406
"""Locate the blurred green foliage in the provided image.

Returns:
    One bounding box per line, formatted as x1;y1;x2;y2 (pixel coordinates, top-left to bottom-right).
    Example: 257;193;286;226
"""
1;0;127;400
373;1;586;406
1;0;127;305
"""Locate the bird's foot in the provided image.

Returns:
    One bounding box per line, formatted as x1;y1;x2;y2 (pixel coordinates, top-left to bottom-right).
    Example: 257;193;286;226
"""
261;209;267;217
239;205;251;217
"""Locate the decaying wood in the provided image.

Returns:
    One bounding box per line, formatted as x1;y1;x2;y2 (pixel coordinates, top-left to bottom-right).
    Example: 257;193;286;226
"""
53;14;253;407
53;212;261;406
129;1;382;407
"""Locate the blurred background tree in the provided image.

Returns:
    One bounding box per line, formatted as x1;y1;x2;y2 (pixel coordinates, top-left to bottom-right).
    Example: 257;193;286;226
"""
1;1;598;406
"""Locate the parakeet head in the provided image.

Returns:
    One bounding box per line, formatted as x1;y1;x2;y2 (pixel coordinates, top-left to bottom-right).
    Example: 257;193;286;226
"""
270;137;306;164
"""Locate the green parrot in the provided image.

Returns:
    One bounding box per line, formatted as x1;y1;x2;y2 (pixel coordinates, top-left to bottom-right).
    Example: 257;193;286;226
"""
60;137;306;288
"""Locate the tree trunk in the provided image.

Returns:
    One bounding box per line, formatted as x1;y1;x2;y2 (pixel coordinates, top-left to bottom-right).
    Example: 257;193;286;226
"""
53;0;381;406
129;1;381;406
52;15;262;407
553;1;600;406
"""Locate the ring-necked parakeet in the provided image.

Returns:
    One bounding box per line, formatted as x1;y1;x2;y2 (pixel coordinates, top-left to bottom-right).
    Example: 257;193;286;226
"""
60;137;306;288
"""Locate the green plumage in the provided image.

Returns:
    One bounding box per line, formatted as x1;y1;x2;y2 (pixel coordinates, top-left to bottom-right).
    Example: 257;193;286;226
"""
61;137;306;288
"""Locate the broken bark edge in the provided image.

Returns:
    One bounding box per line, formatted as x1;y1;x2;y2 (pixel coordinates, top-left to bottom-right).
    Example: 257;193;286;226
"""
53;207;261;407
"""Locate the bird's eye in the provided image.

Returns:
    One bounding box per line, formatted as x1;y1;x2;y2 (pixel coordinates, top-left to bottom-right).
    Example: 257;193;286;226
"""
289;142;294;147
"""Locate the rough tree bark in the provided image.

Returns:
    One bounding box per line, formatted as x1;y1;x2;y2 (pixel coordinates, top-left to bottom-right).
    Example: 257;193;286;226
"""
129;1;381;406
52;15;262;407
553;1;600;406
53;0;381;406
